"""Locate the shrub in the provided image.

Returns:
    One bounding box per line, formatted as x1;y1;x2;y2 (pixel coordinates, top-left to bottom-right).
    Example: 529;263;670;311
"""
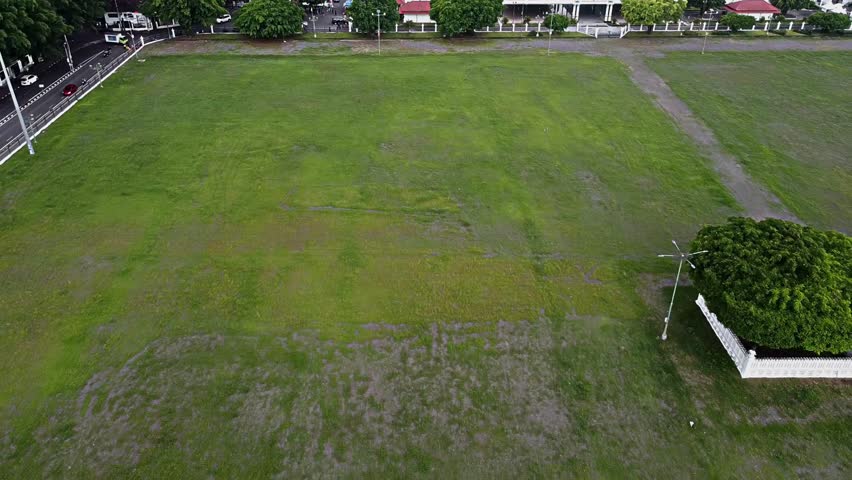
807;12;851;33
544;14;576;32
720;13;756;32
690;217;852;354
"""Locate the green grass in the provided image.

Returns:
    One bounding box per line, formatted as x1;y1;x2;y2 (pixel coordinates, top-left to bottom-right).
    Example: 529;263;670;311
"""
649;51;852;231
0;53;848;478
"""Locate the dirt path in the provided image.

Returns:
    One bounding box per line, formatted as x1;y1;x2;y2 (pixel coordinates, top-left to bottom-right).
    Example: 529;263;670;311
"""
614;53;798;221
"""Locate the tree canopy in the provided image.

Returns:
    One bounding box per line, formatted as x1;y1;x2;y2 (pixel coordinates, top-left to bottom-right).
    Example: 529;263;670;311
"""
690;217;852;354
687;0;725;15
430;0;503;37
807;12;851;33
235;0;303;38
52;0;103;29
348;0;399;34
0;0;68;61
140;0;226;30
720;13;755;32
621;0;686;28
770;0;814;14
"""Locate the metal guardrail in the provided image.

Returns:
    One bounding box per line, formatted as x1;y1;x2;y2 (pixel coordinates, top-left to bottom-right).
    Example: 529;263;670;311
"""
0;50;107;128
0;47;138;163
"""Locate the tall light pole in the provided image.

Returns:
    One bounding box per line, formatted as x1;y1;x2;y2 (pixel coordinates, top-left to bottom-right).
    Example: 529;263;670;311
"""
63;34;75;71
311;7;318;38
547;6;555;56
657;240;708;340
0;51;35;155
373;9;385;55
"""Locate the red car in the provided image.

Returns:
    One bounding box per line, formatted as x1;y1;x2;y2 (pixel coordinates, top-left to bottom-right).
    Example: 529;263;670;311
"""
62;84;78;96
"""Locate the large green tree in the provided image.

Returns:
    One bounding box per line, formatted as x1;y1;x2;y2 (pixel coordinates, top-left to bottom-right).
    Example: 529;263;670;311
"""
430;0;503;37
807;12;851;33
0;0;67;60
621;0;686;31
52;0;104;29
687;0;724;15
139;0;225;29
770;0;813;14
690;217;852;354
348;0;398;33
235;0;303;38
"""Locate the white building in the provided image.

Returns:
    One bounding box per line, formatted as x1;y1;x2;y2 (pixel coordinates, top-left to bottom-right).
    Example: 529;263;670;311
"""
399;1;434;23
504;1;623;23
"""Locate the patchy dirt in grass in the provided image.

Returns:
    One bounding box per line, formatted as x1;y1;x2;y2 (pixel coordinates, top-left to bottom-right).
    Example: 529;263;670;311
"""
27;321;581;477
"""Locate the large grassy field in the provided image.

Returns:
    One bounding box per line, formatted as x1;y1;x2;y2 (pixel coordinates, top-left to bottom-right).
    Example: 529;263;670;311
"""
0;53;849;478
650;51;852;232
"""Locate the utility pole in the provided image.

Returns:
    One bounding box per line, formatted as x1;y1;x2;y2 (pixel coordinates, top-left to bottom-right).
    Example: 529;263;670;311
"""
373;9;386;55
0;51;35;155
657;240;708;340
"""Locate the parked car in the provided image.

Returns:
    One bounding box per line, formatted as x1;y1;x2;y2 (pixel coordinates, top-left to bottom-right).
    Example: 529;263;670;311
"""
216;14;232;23
62;84;78;96
20;74;38;86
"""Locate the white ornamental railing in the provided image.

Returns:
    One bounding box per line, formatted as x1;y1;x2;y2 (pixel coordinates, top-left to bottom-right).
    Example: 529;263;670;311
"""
695;295;852;379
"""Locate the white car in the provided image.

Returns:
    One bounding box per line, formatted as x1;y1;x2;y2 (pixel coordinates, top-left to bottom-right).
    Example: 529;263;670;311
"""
216;14;232;23
20;74;38;86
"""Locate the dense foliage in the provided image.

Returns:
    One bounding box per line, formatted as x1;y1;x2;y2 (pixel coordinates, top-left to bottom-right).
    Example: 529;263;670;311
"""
348;0;399;33
140;0;226;30
690;217;852;354
770;0;815;14
621;0;687;29
807;12;851;33
544;13;576;32
235;0;303;38
430;0;503;37
720;13;755;31
687;0;724;15
0;0;113;59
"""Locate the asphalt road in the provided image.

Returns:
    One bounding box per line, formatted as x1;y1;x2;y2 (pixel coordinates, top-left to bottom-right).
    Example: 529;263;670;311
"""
0;30;171;149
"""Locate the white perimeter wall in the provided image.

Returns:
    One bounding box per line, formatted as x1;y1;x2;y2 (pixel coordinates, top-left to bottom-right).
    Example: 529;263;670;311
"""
695;295;852;379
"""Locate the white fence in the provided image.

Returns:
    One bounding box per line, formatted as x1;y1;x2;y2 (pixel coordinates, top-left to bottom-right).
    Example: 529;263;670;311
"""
621;20;852;37
695;295;852;379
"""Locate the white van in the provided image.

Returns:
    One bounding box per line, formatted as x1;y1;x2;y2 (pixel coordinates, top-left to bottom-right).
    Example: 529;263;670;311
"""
104;33;128;44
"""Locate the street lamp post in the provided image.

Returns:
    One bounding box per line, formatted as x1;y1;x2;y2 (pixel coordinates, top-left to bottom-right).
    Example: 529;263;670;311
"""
373;9;386;55
547;6;555;56
90;63;105;87
657;240;708;340
311;8;318;38
0;51;35;155
63;34;75;71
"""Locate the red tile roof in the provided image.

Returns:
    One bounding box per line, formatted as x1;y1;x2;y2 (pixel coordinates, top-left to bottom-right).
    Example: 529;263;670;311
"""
399;1;431;14
723;0;781;14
